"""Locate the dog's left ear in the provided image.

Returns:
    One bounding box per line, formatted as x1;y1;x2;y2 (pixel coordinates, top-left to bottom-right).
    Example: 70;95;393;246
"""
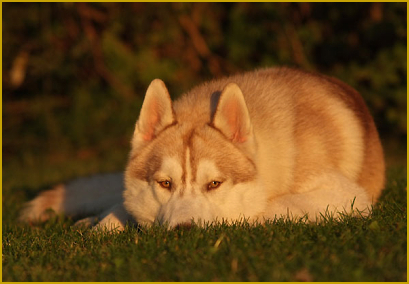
132;79;175;150
212;83;253;144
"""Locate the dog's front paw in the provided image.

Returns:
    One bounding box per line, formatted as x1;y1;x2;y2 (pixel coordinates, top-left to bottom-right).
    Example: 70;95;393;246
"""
74;216;99;228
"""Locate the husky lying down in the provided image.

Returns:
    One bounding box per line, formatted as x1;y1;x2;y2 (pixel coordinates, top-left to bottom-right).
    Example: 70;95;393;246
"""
20;67;385;229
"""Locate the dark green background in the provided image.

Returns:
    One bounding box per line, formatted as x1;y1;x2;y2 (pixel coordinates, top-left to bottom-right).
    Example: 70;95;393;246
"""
3;2;407;188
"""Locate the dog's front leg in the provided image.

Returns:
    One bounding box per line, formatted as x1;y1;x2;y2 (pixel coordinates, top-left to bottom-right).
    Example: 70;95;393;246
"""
75;203;133;232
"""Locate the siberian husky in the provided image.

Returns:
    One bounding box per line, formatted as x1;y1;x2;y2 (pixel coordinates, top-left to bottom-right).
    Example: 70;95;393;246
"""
19;67;385;230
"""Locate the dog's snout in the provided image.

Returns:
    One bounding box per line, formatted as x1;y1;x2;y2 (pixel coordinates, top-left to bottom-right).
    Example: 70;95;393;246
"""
158;194;215;228
174;222;192;230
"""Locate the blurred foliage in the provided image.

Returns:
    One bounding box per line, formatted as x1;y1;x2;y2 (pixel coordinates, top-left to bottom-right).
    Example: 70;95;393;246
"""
2;3;407;177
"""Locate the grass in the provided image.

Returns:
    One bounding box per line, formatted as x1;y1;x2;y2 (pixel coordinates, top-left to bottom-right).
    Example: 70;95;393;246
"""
2;167;407;281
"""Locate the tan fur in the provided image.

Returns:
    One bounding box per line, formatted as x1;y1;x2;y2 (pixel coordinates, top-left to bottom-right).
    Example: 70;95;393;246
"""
172;68;384;199
323;76;385;200
19;67;385;229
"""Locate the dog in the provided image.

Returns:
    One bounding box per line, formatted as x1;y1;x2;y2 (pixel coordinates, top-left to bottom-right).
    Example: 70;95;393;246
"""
19;67;385;230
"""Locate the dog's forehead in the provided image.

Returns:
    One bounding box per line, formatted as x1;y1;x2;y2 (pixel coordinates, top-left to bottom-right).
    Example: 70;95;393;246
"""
157;125;256;181
154;125;221;170
129;124;256;183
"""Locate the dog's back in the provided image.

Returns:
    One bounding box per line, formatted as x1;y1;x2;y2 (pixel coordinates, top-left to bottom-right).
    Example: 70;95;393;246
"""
174;67;384;201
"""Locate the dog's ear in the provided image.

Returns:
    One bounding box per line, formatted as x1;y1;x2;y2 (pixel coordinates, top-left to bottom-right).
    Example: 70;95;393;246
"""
212;83;253;144
133;79;175;148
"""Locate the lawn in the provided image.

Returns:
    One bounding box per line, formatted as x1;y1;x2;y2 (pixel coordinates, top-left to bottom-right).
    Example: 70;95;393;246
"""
2;167;406;281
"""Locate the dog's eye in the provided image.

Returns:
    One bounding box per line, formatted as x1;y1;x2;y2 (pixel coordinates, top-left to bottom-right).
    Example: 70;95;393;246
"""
208;181;222;190
158;180;172;190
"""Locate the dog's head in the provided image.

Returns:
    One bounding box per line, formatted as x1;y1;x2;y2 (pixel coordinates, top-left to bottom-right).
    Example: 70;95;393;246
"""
123;79;266;228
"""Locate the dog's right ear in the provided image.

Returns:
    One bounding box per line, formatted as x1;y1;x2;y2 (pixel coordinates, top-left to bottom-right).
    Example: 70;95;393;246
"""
132;79;175;149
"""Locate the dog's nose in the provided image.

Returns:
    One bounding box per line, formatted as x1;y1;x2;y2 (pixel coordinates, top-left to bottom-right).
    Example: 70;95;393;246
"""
174;222;192;230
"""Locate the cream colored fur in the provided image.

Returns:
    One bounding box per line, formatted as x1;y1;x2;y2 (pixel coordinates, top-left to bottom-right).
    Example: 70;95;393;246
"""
19;67;385;230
